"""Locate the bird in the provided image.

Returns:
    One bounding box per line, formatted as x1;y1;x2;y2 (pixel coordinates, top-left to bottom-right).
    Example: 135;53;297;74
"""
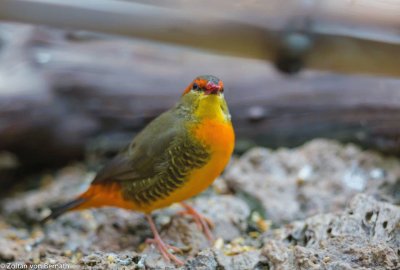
42;75;235;265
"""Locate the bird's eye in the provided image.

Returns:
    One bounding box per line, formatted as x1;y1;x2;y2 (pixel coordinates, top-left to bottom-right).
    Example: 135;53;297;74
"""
192;83;199;91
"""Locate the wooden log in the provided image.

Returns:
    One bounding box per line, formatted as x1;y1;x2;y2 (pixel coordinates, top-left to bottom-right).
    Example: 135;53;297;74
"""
1;24;400;178
0;0;399;77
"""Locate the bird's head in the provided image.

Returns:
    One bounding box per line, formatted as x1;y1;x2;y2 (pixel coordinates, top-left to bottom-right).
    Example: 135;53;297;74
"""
182;75;224;97
180;75;230;121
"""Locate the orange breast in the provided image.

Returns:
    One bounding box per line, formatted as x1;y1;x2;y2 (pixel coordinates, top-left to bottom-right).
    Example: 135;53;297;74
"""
135;118;234;213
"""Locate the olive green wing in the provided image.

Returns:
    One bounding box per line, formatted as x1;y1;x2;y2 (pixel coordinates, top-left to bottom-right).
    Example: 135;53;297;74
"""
92;109;182;184
91;108;210;205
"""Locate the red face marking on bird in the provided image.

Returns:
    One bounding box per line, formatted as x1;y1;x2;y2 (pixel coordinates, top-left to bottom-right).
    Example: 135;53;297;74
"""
183;75;224;96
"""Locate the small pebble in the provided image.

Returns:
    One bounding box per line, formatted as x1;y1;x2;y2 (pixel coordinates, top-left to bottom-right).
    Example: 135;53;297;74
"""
323;256;331;263
63;250;72;257
249;231;260;238
157;215;171;226
297;165;313;182
370;168;385;179
213;238;224;250
107;254;116;263
251;212;270;232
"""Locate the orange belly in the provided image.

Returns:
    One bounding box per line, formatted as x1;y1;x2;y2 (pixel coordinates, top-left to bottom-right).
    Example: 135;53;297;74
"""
133;118;234;213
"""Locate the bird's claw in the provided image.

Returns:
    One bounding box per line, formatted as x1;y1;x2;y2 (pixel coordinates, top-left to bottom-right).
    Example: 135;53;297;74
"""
145;214;184;265
146;237;184;265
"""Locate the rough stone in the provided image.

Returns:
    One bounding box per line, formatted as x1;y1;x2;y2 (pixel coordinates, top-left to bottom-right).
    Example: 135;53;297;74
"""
261;194;400;270
224;139;400;224
1;140;400;269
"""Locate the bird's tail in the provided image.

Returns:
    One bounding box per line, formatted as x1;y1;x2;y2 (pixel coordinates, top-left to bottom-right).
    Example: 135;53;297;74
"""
41;197;87;224
41;183;133;224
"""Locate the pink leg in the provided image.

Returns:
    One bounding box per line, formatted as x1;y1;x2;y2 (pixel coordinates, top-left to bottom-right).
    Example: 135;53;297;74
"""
179;202;214;242
145;215;184;265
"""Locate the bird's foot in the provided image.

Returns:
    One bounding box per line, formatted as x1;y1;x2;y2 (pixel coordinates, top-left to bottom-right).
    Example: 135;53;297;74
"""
145;237;184;265
179;202;214;242
145;215;184;265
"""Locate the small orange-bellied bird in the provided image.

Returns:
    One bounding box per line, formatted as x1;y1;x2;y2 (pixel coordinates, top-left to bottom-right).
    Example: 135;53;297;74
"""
43;75;234;265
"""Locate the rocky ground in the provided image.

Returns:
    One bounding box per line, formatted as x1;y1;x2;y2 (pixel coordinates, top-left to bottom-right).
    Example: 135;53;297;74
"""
0;139;399;269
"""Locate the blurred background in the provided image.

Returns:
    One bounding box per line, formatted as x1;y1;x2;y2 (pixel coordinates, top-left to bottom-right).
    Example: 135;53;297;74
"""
1;1;400;269
1;0;400;190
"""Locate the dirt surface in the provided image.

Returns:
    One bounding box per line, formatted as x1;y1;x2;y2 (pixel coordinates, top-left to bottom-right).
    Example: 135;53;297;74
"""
0;139;399;269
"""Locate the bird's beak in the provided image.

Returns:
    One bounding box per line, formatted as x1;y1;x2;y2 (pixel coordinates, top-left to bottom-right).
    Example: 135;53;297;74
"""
204;82;222;95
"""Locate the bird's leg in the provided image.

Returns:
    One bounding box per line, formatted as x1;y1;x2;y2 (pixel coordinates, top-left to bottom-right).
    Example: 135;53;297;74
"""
145;214;184;265
179;202;214;242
